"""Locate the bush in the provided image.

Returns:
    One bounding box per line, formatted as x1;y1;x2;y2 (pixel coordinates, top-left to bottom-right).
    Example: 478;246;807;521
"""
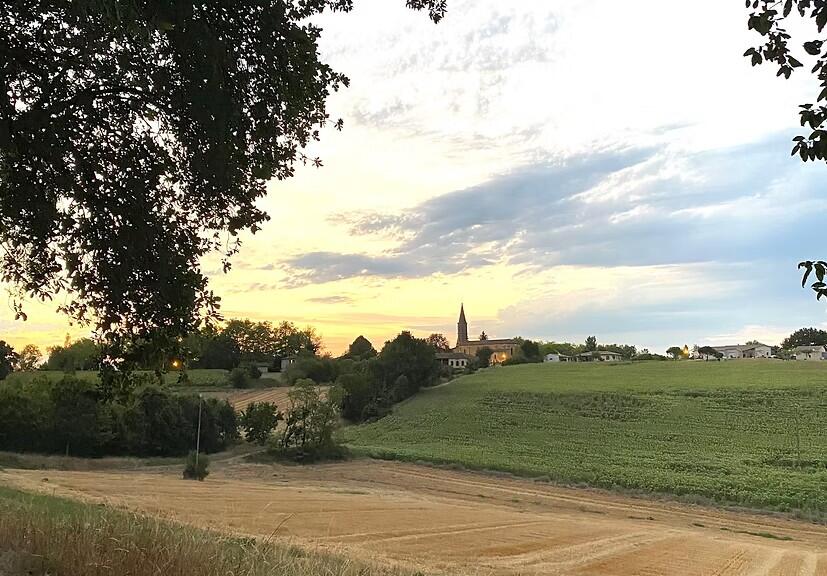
228;367;250;389
283;355;339;385
243;363;262;380
240;402;282;445
182;450;209;481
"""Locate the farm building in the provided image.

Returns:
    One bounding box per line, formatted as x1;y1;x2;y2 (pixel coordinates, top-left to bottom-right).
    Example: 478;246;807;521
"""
280;356;297;372
702;343;772;359
436;352;473;370
543;352;573;362
793;345;827;361
576;350;623;362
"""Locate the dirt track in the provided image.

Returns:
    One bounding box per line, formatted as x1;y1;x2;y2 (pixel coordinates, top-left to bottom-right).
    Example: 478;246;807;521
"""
2;460;826;575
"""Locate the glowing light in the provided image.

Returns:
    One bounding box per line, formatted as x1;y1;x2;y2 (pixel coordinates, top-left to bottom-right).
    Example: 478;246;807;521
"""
171;359;181;369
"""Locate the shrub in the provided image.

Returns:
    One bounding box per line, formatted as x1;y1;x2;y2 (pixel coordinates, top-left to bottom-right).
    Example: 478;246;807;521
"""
243;363;262;380
240;402;282;445
182;451;209;481
228;367;250;389
283;355;339;385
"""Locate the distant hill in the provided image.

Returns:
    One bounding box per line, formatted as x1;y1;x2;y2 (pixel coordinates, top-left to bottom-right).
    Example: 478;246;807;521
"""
342;361;827;519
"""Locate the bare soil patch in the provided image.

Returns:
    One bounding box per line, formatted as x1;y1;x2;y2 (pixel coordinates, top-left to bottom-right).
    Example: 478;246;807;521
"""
2;459;826;575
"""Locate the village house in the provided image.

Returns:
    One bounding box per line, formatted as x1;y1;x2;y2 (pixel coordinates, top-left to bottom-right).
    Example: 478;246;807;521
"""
543;352;574;363
436;351;473;371
576;350;624;362
793;345;827;361
695;343;772;360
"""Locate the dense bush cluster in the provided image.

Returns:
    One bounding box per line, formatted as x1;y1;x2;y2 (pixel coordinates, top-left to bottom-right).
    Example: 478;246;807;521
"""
335;332;439;423
0;375;237;457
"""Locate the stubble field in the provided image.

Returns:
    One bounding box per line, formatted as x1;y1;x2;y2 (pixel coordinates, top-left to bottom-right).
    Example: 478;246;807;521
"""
2;459;826;575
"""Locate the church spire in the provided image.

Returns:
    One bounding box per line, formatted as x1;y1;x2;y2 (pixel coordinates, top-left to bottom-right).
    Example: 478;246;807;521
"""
457;303;468;345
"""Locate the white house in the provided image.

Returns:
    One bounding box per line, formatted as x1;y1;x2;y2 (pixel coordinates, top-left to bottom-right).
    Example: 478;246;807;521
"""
793;345;827;361
543;352;573;363
700;343;772;360
436;352;473;370
576;350;624;362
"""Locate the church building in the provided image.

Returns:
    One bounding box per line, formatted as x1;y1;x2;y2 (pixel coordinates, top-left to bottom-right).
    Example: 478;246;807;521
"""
453;304;519;364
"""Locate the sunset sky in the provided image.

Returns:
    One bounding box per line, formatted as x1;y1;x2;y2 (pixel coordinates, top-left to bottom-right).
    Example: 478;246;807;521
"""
3;0;827;355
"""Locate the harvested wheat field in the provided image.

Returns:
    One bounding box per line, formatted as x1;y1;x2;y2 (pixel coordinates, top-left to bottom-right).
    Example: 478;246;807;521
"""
214;386;329;411
2;460;826;575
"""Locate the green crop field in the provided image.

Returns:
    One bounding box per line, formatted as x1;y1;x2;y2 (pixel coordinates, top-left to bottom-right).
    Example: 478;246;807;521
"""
343;361;827;518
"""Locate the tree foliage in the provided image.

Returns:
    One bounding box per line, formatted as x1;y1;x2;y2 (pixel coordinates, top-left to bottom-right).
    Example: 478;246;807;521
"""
0;0;446;357
743;2;827;298
240;401;282;445
0;375;238;456
425;333;451;351
45;338;100;371
272;379;343;461
781;327;827;349
343;335;377;360
335;331;439;422
697;346;723;360
666;346;684;360
15;344;42;371
0;340;18;380
584;336;597;352
475;346;494;368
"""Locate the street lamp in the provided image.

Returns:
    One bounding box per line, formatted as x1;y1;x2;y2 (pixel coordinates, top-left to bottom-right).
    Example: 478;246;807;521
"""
195;393;203;470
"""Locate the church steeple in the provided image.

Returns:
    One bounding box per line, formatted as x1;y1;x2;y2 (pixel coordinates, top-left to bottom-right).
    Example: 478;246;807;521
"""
457;303;469;345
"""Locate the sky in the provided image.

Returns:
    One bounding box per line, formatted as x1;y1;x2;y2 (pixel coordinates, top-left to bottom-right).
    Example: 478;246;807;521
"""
3;0;827;355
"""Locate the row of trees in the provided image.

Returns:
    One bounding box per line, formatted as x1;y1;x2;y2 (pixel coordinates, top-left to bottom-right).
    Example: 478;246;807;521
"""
0;319;323;382
0;375;237;457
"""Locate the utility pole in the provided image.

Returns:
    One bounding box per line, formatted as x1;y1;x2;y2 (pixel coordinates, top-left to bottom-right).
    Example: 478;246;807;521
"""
195;393;203;470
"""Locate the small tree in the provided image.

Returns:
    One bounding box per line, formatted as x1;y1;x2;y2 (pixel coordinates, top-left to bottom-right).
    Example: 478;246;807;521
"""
425;333;451;351
345;335;377;360
183;451;209;481
585;336;597;352
476;346;494;368
240;402;282;445
666;346;684;360
274;380;343;461
16;344;42;371
697;346;722;361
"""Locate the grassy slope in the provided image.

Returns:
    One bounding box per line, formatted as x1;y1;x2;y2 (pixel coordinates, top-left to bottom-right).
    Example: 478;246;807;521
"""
343;361;827;517
0;485;410;576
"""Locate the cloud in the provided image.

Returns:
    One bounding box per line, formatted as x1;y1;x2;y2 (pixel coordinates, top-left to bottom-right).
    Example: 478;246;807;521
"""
282;135;827;285
305;295;354;305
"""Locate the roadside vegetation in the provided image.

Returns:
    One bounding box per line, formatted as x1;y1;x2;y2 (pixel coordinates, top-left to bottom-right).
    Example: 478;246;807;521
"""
0;486;410;576
343;361;827;520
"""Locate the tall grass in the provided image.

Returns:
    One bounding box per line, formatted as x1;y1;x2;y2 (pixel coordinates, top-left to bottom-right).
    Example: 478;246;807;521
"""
0;486;412;576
